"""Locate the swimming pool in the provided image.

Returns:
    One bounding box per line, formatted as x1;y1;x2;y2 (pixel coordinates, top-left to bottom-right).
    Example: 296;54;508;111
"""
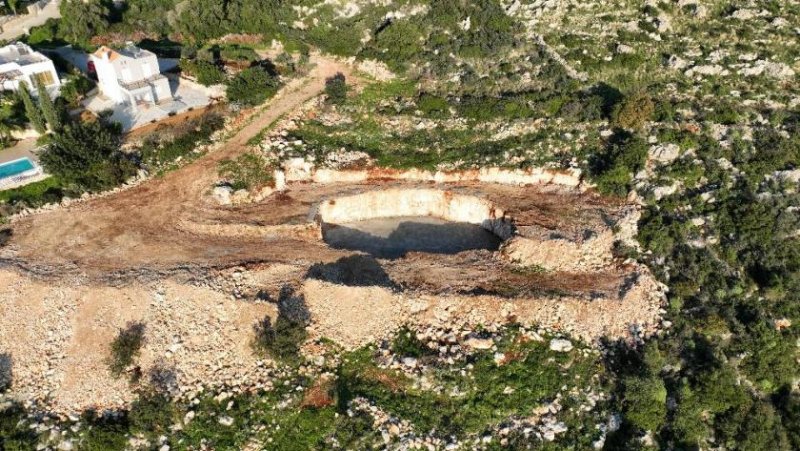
0;157;37;180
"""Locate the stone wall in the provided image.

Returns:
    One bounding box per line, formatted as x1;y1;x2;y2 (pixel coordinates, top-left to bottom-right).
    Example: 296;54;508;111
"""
277;158;583;189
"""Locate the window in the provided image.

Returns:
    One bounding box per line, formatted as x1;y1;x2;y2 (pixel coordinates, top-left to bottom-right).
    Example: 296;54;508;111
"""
33;71;55;86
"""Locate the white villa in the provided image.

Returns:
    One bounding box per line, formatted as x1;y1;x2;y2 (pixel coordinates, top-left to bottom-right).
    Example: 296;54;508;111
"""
0;42;60;92
90;44;172;110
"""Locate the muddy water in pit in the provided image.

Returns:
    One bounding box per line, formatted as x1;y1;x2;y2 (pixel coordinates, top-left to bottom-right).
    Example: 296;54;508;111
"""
322;216;502;259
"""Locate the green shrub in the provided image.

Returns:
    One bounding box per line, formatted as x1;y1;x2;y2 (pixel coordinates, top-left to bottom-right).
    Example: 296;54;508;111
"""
252;287;308;363
219;45;259;62
252;314;307;363
324;72;348;105
612;91;655;130
108;321;146;377
180;59;226;86
26;19;61;46
359;20;424;72
591;132;649;196
39;121;136;192
623;375;667;431
226;67;280;106
60;74;95;108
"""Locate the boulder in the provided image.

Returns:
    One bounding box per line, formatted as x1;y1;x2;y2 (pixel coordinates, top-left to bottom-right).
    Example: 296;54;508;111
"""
212;186;233;205
549;338;573;352
464;337;494;350
217;415;234;426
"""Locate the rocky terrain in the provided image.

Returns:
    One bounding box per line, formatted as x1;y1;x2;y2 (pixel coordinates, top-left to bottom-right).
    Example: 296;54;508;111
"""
1;0;798;449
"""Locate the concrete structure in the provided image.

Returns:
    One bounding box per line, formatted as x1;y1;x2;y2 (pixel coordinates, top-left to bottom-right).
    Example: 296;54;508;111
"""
0;42;60;92
90;44;172;110
0;138;47;191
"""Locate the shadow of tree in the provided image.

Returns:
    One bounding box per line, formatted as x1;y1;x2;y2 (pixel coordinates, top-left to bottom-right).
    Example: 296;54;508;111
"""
0;353;11;392
148;360;179;397
0;228;12;248
252;285;310;363
109;321;146;379
307;254;398;288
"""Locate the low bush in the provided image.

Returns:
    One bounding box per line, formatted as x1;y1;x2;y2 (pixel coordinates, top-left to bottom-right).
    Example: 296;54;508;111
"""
612;91;655;130
324;72;348;105
179;59;226;86
139;113;224;169
226;67;280;106
590;132;649;196
252;314;307;362
219;45;259;63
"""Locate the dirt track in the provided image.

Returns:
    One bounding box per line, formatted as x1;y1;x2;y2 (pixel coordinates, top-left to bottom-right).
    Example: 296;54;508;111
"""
5;56;354;275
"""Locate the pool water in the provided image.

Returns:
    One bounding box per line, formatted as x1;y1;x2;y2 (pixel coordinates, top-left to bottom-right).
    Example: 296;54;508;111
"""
0;158;36;179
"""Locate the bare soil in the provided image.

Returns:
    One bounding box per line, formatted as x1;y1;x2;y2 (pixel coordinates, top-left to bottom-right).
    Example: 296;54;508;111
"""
4;55;355;276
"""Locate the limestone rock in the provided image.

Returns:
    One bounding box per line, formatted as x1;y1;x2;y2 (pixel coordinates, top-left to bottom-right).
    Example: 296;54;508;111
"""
549;339;573;352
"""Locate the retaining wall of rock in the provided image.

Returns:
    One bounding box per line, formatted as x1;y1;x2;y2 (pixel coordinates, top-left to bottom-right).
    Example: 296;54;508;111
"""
277;159;583;189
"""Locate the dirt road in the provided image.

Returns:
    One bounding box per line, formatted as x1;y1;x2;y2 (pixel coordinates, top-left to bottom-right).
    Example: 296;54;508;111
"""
4;56;353;275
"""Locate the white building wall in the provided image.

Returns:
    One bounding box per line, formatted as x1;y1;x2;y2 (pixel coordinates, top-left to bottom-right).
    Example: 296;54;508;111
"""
91;54;125;103
0;53;60;93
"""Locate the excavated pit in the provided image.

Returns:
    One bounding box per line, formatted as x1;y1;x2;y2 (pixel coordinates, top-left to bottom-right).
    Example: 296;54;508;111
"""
316;188;512;259
322;216;502;259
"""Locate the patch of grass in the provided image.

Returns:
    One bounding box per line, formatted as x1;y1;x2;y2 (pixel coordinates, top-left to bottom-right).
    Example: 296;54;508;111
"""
218;153;273;191
391;325;437;359
337;329;604;438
